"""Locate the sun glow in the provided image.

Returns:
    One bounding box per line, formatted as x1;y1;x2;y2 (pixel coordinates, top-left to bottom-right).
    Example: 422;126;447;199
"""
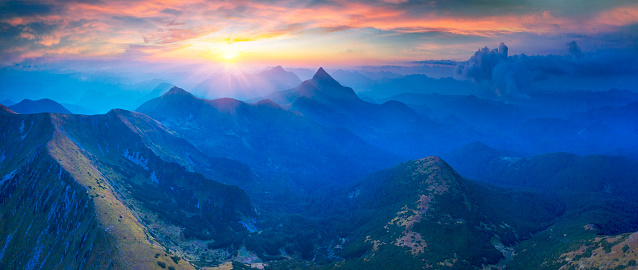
219;45;242;63
221;50;240;62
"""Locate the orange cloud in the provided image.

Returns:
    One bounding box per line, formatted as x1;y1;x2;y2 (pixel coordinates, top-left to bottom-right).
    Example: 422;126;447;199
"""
2;0;637;65
595;4;638;27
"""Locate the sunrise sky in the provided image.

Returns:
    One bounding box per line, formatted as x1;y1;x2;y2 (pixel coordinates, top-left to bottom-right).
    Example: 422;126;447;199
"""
1;0;637;67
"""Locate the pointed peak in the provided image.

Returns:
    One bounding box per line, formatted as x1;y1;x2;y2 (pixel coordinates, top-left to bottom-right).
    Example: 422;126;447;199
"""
163;86;192;97
311;67;343;87
312;67;332;80
271;65;285;72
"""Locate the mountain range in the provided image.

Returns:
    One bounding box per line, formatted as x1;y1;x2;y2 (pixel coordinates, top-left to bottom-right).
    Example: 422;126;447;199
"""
136;84;399;208
2;66;638;269
0;99;15;106
264;67;475;159
192;66;301;100
0;106;256;269
314;156;562;269
382;89;638;158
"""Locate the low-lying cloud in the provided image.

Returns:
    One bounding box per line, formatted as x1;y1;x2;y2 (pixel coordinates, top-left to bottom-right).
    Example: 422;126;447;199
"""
455;42;531;98
455;41;638;98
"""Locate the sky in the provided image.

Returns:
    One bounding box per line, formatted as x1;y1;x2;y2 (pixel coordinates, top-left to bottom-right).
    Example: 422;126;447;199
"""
1;0;637;67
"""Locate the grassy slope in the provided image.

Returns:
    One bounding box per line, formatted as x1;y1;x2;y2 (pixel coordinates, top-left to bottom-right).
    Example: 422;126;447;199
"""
49;111;258;268
1;109;258;269
0;112;128;269
510;221;638;269
267;157;561;270
442;142;638;269
556;231;638;269
48;119;181;270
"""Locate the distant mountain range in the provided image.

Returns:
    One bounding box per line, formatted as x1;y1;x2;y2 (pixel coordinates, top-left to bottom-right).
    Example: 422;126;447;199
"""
0;99;15;106
73;81;175;113
381;89;638;157
361;74;475;98
3;65;638;269
443;141;638;200
263;67;476;158
512;100;638;156
9;98;72;114
137;85;399;202
0;66;177;114
192;65;301;100
443;141;638;236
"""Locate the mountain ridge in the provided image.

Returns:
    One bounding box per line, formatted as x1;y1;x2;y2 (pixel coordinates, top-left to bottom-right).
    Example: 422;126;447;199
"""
0;109;258;269
9;98;72;114
191;65;301;100
304;156;563;269
262;68;473;158
137;86;400;205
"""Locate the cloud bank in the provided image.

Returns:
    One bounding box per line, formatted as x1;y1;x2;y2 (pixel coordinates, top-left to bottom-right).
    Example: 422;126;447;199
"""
455;41;638;98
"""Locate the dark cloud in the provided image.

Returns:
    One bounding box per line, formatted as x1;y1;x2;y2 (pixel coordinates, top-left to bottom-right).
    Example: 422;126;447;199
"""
0;1;56;18
0;23;28;63
0;21;63;55
393;0;634;18
406;0;531;17
303;0;345;8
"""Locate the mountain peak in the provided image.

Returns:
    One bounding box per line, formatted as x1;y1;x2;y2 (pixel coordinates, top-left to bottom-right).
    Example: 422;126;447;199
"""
1;99;16;106
306;67;362;101
9;98;72;114
271;65;285;72
163;86;193;97
312;67;334;81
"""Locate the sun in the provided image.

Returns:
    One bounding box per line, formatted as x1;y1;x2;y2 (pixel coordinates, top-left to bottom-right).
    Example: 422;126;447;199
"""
222;51;239;62
220;46;241;62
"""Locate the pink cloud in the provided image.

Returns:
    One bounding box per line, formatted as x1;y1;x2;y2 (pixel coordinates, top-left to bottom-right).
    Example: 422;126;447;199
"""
595;4;638;27
3;0;637;64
